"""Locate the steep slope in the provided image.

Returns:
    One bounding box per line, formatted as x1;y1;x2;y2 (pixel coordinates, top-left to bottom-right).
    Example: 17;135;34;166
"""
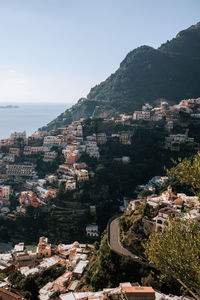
41;22;200;131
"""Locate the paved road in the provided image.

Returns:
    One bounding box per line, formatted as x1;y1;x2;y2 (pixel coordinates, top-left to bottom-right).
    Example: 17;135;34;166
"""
109;218;137;259
109;217;149;266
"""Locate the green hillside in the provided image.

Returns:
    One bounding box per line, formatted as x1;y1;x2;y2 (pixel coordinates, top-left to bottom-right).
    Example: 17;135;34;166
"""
41;22;200;130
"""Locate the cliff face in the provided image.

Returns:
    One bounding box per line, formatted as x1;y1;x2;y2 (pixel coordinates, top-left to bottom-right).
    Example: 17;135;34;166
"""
41;22;200;131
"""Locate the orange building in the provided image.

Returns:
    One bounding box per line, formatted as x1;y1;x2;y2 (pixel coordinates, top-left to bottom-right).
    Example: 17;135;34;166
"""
47;189;57;198
9;148;20;157
37;237;51;258
122;286;155;300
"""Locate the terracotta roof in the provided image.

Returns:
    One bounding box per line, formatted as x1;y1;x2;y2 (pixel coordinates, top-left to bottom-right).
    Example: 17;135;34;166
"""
122;286;155;293
174;198;184;206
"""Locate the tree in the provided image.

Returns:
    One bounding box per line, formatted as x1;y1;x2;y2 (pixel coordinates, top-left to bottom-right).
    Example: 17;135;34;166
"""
0;146;9;153
167;151;200;195
8;270;24;287
95;164;105;173
22;276;39;299
139;190;153;198
9;195;19;210
144;218;200;297
94;241;99;250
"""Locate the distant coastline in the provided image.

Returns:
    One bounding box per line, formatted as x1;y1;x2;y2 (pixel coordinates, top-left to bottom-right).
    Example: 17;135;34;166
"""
0;105;19;109
0;102;70;140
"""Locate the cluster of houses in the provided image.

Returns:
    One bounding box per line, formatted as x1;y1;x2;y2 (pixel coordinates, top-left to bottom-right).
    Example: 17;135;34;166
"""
128;184;200;234
115;97;200;151
0;121;107;240
0;101;199;299
0;244;189;300
130;98;200;151
137;176;168;193
0;237;93;299
0;115;138;241
164;129;195;151
108;97;200;151
0;96;199;222
132;97;200;122
0;121;97;211
58;282;188;300
0;114;136;218
0;281;188;300
0;97;199;234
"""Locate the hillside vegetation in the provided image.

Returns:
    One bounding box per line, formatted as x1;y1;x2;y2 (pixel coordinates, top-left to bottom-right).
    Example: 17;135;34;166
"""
42;22;200;130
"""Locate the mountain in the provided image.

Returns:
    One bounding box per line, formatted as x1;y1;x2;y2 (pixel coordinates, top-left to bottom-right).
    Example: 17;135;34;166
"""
41;22;200;131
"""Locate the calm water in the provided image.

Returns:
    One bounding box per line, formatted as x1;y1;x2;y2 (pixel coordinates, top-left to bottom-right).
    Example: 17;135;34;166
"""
0;102;72;139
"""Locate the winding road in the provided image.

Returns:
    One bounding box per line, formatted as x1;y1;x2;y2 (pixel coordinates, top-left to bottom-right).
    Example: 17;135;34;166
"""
108;217;199;300
108;216;149;266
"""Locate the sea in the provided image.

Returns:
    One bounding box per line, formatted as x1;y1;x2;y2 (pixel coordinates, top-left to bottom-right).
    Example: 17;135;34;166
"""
0;102;72;140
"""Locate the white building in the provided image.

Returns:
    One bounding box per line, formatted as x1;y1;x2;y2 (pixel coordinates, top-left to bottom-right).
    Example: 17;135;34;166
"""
76;125;83;137
6;164;35;177
73;260;89;277
86;134;96;141
43;136;61;147
39;282;54;300
153;211;171;233
133;110;151;121
96;133;107;145
43;151;57;162
0;185;12;200
3;155;15;163
77;170;89;182
36;187;49;199
89;151;100;159
10;130;26;141
46;175;57;184
32;130;48;139
86;225;99;237
65;180;76;191
13;242;25;253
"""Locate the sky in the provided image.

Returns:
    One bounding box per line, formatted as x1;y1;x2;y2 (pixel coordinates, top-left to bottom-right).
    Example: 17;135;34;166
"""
0;0;200;104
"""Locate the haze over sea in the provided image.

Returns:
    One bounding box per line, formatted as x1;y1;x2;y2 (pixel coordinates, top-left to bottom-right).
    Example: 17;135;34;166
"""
0;102;71;140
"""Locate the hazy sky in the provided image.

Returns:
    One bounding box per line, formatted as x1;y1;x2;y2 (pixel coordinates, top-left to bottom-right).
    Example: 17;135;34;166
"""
0;0;200;103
